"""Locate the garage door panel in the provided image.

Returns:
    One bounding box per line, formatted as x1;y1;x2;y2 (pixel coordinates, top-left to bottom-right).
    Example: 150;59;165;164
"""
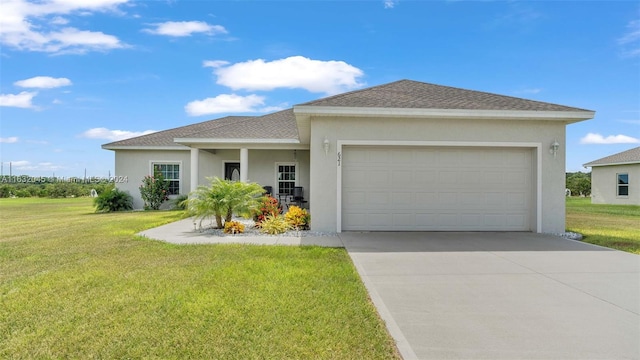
368;192;390;206
391;192;413;207
393;170;413;186
415;170;437;183
393;213;415;227
343;169;366;187
342;146;533;231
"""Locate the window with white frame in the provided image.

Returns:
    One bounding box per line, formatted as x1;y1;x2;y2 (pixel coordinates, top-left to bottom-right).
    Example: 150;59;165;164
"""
153;163;180;195
617;173;629;196
277;163;296;195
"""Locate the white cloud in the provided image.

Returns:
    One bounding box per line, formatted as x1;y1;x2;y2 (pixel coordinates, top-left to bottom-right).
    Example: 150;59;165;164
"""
580;132;640;144
143;21;227;37
9;160;30;167
618;19;640;57
0;91;37;108
15;76;72;88
0;136;19;143
50;16;68;25
203;60;230;68
12;160;64;171
0;0;128;54
80;127;157;141
209;56;365;95
185;94;283;116
384;0;398;9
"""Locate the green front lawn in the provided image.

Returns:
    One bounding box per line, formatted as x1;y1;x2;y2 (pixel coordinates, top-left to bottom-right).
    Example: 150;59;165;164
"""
0;198;399;359
566;197;640;254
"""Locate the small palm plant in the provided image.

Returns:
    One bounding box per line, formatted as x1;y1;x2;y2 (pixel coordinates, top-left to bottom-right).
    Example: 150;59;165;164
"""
185;177;265;229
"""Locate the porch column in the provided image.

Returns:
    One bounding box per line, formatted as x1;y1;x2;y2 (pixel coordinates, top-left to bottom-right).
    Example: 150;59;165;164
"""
190;148;199;193
240;148;248;182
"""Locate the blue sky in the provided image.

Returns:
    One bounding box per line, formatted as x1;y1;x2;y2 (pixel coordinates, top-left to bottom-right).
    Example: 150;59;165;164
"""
1;0;639;178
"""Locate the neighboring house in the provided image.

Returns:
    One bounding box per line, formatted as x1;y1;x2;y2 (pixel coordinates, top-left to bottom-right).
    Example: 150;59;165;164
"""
583;146;640;205
103;79;595;233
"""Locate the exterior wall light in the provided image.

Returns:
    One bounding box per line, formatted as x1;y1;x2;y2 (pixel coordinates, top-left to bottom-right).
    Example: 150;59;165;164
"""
550;140;560;158
323;137;330;155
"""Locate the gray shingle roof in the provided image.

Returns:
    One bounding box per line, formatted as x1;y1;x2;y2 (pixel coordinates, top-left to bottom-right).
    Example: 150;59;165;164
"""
177;109;299;140
103;109;299;148
102;116;255;148
104;79;593;148
584;146;640;167
300;79;592;112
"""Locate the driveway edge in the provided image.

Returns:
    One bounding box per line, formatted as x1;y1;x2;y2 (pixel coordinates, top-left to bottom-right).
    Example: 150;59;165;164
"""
342;237;418;360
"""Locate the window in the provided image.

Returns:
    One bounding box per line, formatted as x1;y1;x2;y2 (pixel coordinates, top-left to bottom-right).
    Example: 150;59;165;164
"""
617;173;629;196
277;164;296;195
153;163;180;195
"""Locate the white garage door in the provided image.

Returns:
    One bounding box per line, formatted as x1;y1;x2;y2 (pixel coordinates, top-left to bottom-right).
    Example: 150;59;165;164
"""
342;146;533;231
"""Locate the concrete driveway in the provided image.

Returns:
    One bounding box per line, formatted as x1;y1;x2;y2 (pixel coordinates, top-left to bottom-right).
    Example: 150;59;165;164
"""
341;232;640;360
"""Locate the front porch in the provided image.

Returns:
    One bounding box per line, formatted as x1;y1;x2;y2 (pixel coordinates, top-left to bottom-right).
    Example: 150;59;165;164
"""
187;147;311;208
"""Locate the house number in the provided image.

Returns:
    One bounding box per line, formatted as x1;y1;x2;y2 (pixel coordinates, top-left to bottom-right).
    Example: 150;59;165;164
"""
337;152;341;166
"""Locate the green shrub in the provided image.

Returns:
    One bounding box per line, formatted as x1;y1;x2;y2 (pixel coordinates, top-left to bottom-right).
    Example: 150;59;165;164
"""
14;189;30;198
0;184;15;198
139;170;169;210
47;182;86;198
259;215;291;235
285;205;310;230
94;188;133;213
223;220;245;234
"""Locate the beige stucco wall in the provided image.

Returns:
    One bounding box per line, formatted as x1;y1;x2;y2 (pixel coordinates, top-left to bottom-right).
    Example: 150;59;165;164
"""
114;149;191;209
309;116;568;233
114;149;310;210
590;164;640;205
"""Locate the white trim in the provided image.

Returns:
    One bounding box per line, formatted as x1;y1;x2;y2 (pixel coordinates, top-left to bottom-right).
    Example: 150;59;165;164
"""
335;140;543;233
585;161;640;167
240;148;248;183
174;138;300;144
274;162;298;197
103;145;189;151
149;160;183;195
616;172;629;198
294;105;594;123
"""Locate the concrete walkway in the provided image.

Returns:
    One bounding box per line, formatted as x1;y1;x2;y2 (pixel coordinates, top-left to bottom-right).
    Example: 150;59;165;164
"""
341;232;640;360
140;221;639;359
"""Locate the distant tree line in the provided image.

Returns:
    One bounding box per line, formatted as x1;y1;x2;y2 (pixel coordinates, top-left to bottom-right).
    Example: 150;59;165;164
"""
566;172;591;196
0;175;114;198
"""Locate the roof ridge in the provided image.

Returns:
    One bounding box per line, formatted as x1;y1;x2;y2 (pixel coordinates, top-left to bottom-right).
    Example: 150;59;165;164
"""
297;79;593;112
296;79;408;106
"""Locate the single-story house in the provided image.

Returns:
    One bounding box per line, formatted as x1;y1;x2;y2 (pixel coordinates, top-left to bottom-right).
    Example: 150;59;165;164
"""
583;146;640;205
103;79;594;233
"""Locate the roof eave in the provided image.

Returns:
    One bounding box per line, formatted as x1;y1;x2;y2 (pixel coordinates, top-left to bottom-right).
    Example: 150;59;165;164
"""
583;160;640;167
173;138;300;145
101;145;189;151
293;106;595;122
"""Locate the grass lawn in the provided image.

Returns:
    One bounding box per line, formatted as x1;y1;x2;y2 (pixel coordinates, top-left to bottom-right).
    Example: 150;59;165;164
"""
566;197;640;254
0;198;399;359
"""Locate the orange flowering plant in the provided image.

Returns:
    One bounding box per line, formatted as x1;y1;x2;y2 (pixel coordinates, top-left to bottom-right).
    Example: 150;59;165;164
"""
253;196;281;227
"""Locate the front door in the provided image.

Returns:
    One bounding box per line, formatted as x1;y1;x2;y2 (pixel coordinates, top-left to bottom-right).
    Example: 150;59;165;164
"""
224;162;240;181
